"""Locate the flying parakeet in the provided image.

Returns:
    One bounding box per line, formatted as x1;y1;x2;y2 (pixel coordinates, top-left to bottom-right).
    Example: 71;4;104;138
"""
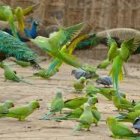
74;103;94;131
0;4;39;37
97;58;111;69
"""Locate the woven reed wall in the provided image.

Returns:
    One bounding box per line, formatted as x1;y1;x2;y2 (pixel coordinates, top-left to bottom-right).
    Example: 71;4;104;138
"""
3;0;140;30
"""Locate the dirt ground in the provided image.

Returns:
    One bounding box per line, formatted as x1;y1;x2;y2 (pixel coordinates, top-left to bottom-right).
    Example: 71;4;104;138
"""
0;58;140;140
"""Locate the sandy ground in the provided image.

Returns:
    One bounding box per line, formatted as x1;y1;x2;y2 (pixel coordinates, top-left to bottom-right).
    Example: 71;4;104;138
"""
0;58;140;140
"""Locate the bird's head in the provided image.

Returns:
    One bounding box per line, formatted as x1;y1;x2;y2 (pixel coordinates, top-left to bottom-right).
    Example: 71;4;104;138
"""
83;103;91;111
30;36;50;52
106;117;116;125
71;69;76;75
85;85;100;96
79;77;86;83
33;21;39;26
5;100;14;108
30;100;40;109
56;91;63;98
87;96;98;105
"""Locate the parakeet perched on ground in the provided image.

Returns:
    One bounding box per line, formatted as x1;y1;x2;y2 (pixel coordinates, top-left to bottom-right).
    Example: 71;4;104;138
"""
0;30;41;69
47;97;99;122
49;92;64;114
96;76;113;87
85;85;100;97
73;77;86;92
33;68;57;79
1;100;40;121
0;62;32;84
106;117;137;139
64;97;88;109
74;103;94;131
116;110;140;123
41;92;64;120
98;87;116;100
0;100;14;117
112;95;134;111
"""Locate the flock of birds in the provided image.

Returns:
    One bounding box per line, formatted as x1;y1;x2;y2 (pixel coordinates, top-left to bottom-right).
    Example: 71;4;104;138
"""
0;3;140;139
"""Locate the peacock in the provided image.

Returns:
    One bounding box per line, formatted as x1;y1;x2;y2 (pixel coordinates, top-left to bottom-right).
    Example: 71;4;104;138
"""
0;30;41;69
76;28;140;55
24;20;39;39
3;20;39;42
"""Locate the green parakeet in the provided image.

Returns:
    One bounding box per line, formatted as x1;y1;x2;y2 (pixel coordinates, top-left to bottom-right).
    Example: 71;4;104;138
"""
107;37;119;61
73;77;86;92
50;92;64;113
109;55;123;94
64;97;88;109
106;117;137;138
0;4;38;37
14;60;31;67
33;68;58;79
0;62;32;84
74;103;94;131
116;110;140;123
112;95;134;111
41;92;64;120
0;100;14;117
119;38;134;62
48;97;99;122
14;7;25;32
33;45;67;79
85;85;100;97
98;87;116;100
133;103;140;111
3;100;40;121
0;5;18;38
97;58;111;69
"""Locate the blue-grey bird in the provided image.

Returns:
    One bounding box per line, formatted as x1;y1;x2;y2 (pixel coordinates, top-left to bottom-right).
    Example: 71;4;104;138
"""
71;69;98;79
96;76;112;87
133;117;140;133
